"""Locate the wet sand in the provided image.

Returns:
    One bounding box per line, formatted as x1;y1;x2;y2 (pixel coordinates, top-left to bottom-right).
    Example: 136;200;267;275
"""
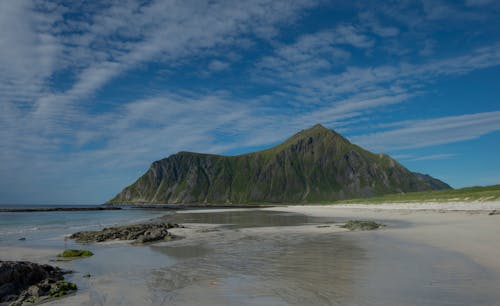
2;205;500;305
265;202;500;274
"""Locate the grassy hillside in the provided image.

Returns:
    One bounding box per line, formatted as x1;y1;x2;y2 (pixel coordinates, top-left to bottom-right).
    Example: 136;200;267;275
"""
331;184;500;204
108;124;451;205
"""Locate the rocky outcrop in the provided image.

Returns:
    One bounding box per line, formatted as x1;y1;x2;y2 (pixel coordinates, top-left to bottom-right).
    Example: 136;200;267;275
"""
340;220;385;231
108;124;451;205
70;222;182;244
0;261;76;305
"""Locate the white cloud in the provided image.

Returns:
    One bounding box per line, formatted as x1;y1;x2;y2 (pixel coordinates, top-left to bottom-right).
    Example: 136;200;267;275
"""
254;42;500;114
295;92;414;128
208;60;230;72
370;23;400;37
408;153;457;161
334;25;374;48
465;0;493;6
358;11;400;37
255;25;372;79
1;0;321;150
0;1;61;103
421;0;488;21
0;0;325;203
351;111;500;152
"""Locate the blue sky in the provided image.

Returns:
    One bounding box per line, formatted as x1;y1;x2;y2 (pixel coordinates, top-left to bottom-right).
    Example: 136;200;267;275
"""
1;0;499;204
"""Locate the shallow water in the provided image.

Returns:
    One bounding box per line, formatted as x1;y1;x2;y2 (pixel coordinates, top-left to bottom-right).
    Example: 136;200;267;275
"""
146;211;498;305
2;209;499;305
164;209;316;228
0;208;169;248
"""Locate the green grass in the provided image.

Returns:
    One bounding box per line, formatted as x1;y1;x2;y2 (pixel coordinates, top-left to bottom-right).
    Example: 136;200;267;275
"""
341;220;385;231
331;184;500;204
57;249;94;258
49;281;77;298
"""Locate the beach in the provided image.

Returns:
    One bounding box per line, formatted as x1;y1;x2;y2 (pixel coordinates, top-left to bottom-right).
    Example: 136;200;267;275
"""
1;202;500;305
264;201;500;274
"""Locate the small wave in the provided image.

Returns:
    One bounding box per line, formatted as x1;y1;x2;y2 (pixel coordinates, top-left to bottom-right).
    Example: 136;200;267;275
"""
0;211;172;237
0;226;42;235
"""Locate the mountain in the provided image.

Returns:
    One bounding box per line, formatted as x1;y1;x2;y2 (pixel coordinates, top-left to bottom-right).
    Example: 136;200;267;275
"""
107;124;451;205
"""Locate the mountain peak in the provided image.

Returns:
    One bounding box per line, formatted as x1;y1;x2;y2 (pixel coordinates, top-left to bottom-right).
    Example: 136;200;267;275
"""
292;123;344;142
108;125;451;205
306;123;329;132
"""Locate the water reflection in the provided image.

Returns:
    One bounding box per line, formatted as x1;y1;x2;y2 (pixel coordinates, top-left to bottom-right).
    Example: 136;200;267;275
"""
151;244;210;259
149;210;365;305
146;209;500;306
161;210;317;228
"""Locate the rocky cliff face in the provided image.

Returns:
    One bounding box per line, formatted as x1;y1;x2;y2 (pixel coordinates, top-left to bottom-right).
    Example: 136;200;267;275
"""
108;124;451;204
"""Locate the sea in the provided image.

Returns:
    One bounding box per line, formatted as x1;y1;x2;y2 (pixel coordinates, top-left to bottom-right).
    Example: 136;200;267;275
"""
0;205;168;248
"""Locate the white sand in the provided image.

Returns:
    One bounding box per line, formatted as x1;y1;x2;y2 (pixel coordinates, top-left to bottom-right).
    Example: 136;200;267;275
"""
0;246;59;264
308;200;500;211
263;201;500;273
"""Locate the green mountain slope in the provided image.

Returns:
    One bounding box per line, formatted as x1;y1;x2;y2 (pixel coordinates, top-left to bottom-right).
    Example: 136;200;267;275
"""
108;124;451;205
333;184;500;204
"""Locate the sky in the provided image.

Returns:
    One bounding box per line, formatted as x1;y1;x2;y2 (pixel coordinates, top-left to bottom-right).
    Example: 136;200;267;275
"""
1;0;499;204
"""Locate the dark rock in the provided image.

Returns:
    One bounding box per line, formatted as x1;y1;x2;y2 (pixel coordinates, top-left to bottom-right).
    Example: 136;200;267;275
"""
0;261;76;305
18;238;26;241
341;220;385;231
489;210;500;216
70;222;181;244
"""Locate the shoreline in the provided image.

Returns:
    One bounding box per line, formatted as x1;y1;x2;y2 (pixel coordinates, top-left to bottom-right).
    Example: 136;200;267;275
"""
110;199;500;210
4;199;499;212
